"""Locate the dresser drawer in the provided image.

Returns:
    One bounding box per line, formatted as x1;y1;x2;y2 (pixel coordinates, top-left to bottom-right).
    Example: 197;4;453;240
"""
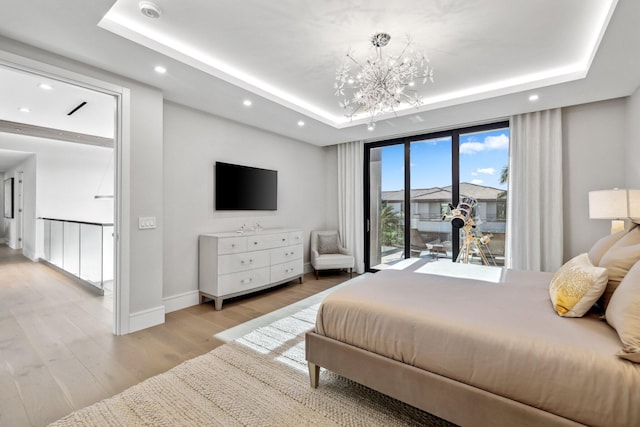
218;250;270;274
270;244;303;265
271;260;303;283
217;267;270;295
288;231;303;246
217;236;247;254
248;233;289;250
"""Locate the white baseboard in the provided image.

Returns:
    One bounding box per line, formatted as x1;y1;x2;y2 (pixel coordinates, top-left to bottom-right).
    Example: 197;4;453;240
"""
129;305;165;333
163;290;200;313
23;248;37;261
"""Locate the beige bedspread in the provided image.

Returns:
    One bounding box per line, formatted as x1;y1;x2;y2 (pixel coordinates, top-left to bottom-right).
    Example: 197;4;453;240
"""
315;267;640;427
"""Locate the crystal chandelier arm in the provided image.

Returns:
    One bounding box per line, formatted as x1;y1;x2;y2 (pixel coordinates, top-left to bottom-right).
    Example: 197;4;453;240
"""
334;32;434;127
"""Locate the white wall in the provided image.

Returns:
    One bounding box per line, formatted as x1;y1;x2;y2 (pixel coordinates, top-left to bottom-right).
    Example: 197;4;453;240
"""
625;86;640;187
562;98;627;261
0;133;114;223
0;171;4;241
162;102;336;307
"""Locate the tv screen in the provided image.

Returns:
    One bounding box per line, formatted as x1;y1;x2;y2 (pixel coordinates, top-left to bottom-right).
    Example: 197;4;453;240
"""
215;162;278;211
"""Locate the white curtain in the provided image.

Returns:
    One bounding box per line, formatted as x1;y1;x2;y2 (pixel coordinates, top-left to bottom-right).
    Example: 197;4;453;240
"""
337;140;365;274
507;109;563;272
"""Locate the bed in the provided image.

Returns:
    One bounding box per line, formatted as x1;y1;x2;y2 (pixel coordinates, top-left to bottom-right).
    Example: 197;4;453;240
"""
305;263;640;427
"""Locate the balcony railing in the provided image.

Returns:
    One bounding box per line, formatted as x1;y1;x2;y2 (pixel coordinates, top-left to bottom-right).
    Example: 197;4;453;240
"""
41;218;114;294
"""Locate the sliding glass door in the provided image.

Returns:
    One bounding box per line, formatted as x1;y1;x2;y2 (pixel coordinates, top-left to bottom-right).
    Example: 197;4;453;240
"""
365;121;509;271
368;143;405;269
409;137;452;261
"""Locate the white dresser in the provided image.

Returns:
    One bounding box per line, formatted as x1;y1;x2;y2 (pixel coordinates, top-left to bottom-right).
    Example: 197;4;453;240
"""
199;229;304;310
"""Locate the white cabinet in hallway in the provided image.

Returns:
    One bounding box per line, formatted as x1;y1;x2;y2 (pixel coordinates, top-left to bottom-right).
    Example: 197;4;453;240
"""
198;229;304;310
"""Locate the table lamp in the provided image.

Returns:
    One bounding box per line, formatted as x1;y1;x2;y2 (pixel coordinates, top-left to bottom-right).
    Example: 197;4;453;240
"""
588;188;640;234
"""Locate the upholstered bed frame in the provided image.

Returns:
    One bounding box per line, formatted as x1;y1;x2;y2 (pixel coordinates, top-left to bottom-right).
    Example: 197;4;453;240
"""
305;332;582;427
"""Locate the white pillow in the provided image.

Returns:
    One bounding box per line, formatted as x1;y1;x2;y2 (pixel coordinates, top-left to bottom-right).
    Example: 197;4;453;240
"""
549;253;608;317
588;229;626;266
606;260;640;363
598;227;640;308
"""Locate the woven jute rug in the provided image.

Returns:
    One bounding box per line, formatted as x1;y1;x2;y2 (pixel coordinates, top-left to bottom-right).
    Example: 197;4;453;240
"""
49;304;455;426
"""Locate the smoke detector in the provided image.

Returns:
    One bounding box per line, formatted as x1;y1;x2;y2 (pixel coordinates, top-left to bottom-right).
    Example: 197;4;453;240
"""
139;1;161;19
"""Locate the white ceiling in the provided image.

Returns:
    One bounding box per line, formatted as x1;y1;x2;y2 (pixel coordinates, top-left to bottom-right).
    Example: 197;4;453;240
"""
0;65;116;138
0;0;638;146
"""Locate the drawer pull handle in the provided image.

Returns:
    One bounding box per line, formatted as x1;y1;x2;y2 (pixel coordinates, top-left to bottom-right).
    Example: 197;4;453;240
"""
254;242;258;245
282;238;286;242
231;244;235;247
249;259;253;263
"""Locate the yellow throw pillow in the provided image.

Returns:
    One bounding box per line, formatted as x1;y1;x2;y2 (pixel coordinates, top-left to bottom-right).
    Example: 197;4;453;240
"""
549;253;608;317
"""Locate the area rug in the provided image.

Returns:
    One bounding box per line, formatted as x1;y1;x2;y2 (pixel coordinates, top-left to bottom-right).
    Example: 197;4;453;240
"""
49;304;455;426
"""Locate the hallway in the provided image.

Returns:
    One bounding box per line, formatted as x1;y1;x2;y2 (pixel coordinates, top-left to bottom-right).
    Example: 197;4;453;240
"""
0;244;114;426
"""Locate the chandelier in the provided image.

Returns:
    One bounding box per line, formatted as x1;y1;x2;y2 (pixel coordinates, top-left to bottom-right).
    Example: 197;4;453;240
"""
334;32;434;130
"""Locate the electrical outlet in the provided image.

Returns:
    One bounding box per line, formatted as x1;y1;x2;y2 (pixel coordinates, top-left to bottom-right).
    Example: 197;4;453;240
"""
138;216;156;230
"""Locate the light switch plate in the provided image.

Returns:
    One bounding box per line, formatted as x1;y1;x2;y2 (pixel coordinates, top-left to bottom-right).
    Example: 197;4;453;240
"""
138;216;156;230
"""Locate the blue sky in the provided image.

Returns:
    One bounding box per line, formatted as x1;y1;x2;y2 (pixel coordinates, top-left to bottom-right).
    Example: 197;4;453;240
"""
380;128;510;191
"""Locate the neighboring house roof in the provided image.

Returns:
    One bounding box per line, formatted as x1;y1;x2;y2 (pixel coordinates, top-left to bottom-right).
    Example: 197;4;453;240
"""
382;182;505;202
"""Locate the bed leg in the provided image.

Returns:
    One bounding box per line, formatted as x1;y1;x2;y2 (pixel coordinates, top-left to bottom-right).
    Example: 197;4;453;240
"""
308;362;320;388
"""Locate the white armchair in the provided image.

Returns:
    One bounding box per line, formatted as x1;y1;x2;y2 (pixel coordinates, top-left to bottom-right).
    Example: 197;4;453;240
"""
310;230;354;280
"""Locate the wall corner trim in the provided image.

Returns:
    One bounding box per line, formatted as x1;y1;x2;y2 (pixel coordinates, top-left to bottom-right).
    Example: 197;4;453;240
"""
163;290;200;314
129;305;165;333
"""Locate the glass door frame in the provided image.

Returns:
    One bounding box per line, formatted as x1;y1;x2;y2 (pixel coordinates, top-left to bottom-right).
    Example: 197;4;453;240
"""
364;120;509;272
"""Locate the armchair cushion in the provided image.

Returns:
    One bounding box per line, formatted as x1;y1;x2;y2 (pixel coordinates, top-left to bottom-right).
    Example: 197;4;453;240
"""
313;253;355;269
318;234;339;254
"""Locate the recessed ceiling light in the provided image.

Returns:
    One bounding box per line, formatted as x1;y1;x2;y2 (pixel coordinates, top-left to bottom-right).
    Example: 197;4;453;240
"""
139;1;162;19
18;107;30;113
367;122;376;131
39;83;53;90
529;94;539;102
243;99;252;107
154;65;167;74
297;120;305;127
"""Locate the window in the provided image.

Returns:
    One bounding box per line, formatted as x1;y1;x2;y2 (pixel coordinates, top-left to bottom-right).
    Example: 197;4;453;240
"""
365;121;510;270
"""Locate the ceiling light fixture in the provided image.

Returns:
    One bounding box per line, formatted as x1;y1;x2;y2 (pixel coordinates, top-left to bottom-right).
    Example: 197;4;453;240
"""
243;99;252;107
335;32;434;129
529;94;539;102
139;1;162;19
297;120;305;127
154;65;167;74
39;83;53;90
18;107;30;113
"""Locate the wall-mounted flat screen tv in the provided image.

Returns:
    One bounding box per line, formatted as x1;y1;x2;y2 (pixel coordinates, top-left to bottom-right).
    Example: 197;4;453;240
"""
215;162;277;211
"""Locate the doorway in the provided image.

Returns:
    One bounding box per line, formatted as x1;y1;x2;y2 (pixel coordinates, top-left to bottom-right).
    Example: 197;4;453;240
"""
0;58;124;334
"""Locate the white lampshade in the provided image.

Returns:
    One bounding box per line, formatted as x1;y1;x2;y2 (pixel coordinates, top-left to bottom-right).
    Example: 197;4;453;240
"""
589;189;640;233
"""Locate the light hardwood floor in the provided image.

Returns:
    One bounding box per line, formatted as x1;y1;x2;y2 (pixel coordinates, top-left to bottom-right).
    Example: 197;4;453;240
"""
0;245;348;426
